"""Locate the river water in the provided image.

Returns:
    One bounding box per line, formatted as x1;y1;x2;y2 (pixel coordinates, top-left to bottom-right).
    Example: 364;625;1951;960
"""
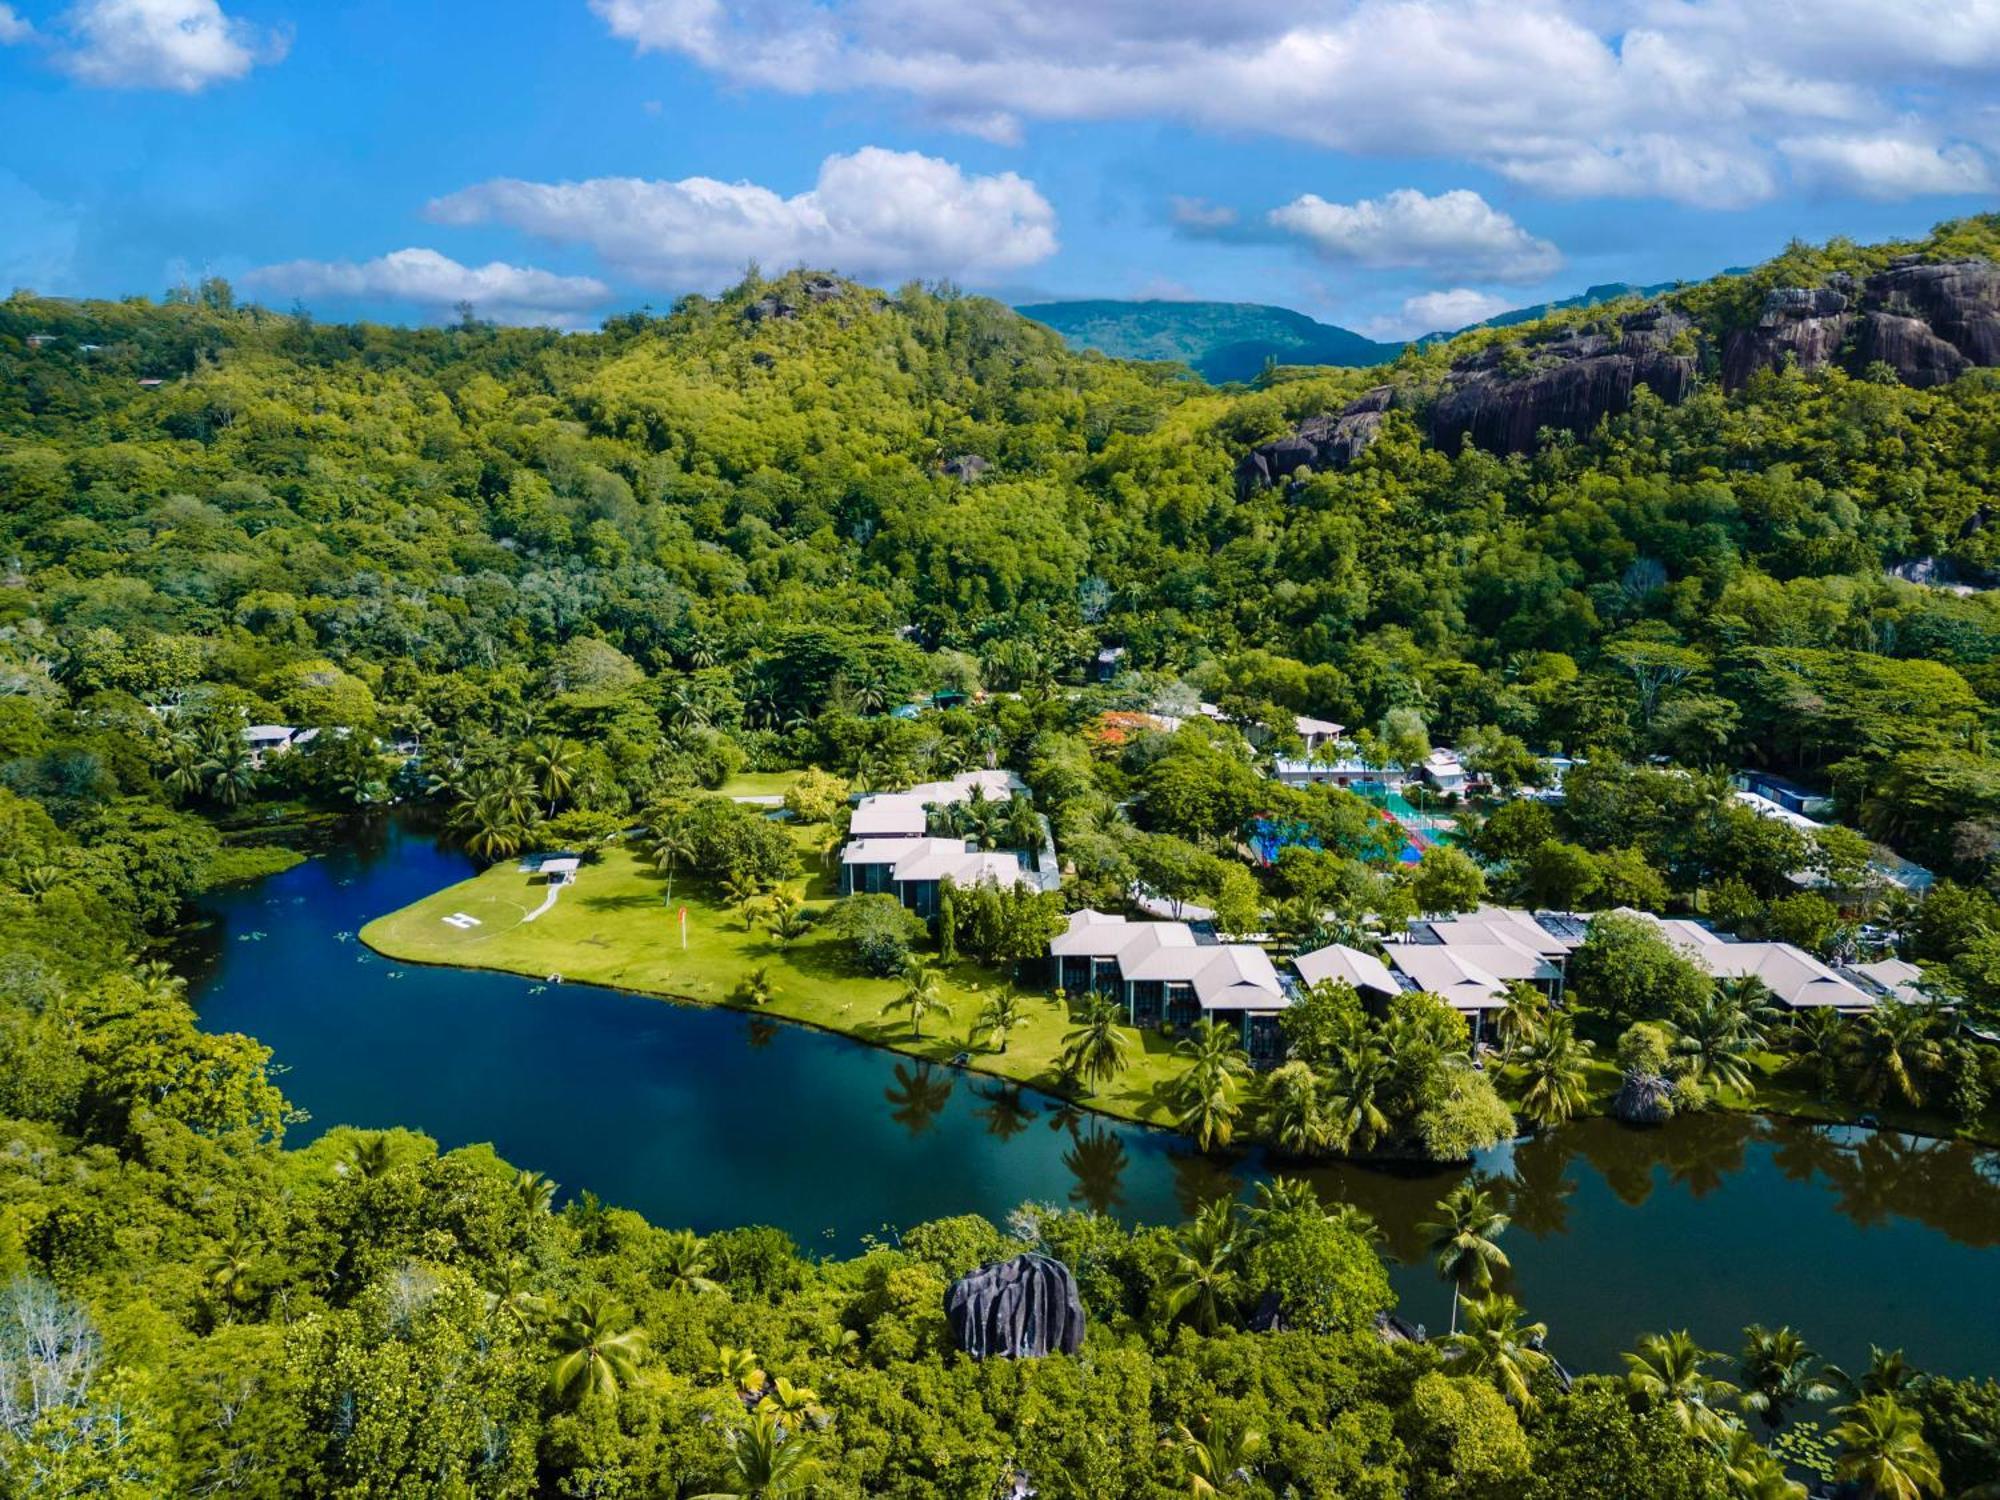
180;817;2000;1377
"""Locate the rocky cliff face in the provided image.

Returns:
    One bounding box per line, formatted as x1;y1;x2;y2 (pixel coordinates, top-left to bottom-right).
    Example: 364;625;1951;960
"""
945;1253;1085;1359
1430;306;1696;457
1721;258;2000;389
1234;385;1393;493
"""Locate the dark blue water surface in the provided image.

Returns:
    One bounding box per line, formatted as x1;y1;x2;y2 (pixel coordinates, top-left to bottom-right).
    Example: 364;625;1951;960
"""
182;818;2000;1377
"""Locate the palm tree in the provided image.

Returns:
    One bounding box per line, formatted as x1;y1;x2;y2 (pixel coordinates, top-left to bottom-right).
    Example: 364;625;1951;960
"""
762;1376;825;1425
974;988;1026;1053
338;1131;401;1180
1721;1428;1809;1500
1177;1019;1251;1085
1445;1293;1551;1410
1623;1329;1740;1442
202;1227;260;1313
1672;987;1763;1099
1830;1395;1943;1500
654;1229;724;1296
715;1343;767;1399
199;730;258;807
1788;1008;1849;1100
1738;1323;1838;1430
164;736;205;802
1828;1346;1918;1401
735;966;777;1007
1159;1199;1241;1333
692;1407;824;1499
721;872;765;929
1849;1004;1944;1109
1060;996;1131;1091
1257;1061;1329;1157
1422;1183;1511;1333
519;735;584;816
643;821;698;902
767;894;813;945
482;1259;548;1334
516;1168;558;1216
1174;1412;1265;1497
884;964;947;1039
1321;1040;1392;1153
1174;1071;1242;1153
1514;1011;1596;1127
1494;983;1547;1059
547;1295;647;1407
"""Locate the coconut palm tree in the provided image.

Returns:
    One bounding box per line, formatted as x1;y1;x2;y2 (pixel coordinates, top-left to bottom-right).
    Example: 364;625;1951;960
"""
654;1229;724;1296
1177;1018;1251;1085
1494;983;1548;1059
1623;1329;1740;1442
1721;1429;1809;1500
1828;1346;1918;1401
1672;988;1763;1099
884;964;947;1039
974;988;1026;1053
1514;1011;1596;1127
1174;1412;1265;1497
1849;1004;1945;1109
1060;996;1131;1090
203;1227;261;1313
482;1258;548;1334
1159;1199;1241;1334
338;1131;401;1181
642;820;698;901
1174;1071;1242;1153
199;730;259;807
1738;1323;1838;1430
762;1376;825;1425
692;1406;824;1499
164;736;205;802
515;1168;558;1216
734;966;777;1007
1321;1039;1393;1153
1257;1062;1329;1157
1787;1007;1849;1100
1444;1293;1551;1410
547;1295;647;1407
519;735;584;816
766;890;812;944
715;1344;767;1399
1830;1395;1943;1500
1421;1183;1512;1333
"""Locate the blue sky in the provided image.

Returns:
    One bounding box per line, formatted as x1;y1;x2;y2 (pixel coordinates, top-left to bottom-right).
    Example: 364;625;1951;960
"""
2;0;1995;336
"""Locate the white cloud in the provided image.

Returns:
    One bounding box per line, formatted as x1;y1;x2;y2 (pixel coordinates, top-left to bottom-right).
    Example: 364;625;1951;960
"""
56;0;287;91
590;0;2000;208
0;5;33;43
244;248;612;327
428;147;1058;288
1363;287;1515;340
1169;196;1237;231
1268;188;1561;282
1780;131;1995;199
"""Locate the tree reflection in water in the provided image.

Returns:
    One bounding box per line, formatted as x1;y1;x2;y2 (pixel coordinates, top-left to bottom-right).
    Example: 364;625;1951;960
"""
744;1017;779;1050
972;1082;1037;1144
882;1062;954;1137
1063;1123;1129;1215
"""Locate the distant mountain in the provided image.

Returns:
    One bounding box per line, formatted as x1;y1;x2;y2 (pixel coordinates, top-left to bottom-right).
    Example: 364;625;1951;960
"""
1014;299;1402;382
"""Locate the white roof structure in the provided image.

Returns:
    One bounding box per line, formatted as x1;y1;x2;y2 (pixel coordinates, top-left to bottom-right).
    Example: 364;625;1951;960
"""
1046;911;1285;1011
1847;957;1927;1005
1385;946;1510;1012
1292;943;1399;998
540;856;581;875
1050;909;1196;959
849;795;929;838
1428;906;1580;960
1190;945;1284;1010
1424;747;1467;781
845;836;1029;891
1651;918;1873;1011
1295;714;1345;740
901;768;1027;805
243;724;296;745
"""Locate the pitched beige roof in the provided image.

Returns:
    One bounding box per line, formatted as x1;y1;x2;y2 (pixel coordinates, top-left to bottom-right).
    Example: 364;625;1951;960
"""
849;795;929;838
1292;943;1399;997
1385;945;1509;1011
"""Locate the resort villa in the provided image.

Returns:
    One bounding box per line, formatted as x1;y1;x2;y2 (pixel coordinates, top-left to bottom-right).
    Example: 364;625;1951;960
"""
837;769;1057;918
1048;910;1291;1059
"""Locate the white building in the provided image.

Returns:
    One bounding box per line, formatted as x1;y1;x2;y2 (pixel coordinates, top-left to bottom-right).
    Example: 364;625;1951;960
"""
1048;910;1290;1058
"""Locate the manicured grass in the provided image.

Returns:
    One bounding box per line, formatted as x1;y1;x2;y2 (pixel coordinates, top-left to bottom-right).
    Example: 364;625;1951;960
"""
360;833;1188;1129
716;770;808;799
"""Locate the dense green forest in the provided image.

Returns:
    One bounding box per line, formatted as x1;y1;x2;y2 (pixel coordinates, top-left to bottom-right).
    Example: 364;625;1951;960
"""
1014;299;1402;382
3;222;2000;1494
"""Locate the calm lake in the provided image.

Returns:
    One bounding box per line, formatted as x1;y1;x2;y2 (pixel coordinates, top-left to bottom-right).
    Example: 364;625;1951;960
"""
180;817;2000;1377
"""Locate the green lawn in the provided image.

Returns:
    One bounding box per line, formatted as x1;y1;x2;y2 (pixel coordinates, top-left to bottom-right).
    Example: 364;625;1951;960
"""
716;770;807;799
360;835;1187;1129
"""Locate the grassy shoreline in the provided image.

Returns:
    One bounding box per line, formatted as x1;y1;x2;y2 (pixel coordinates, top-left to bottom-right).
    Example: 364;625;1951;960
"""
360;843;2000;1155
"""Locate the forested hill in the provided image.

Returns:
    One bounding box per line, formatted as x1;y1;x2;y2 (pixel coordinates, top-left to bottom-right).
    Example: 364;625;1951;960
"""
1015;297;1403;380
6;215;2000;895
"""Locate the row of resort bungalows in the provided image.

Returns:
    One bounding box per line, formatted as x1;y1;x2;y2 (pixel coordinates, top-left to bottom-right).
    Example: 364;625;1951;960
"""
1049;903;1923;1065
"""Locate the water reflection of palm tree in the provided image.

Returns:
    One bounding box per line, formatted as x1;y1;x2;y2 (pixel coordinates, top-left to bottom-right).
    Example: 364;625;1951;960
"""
883;1062;954;1137
1064;1124;1129;1215
971;1082;1037;1143
1167;1149;1245;1222
1503;1135;1577;1239
745;1017;778;1050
